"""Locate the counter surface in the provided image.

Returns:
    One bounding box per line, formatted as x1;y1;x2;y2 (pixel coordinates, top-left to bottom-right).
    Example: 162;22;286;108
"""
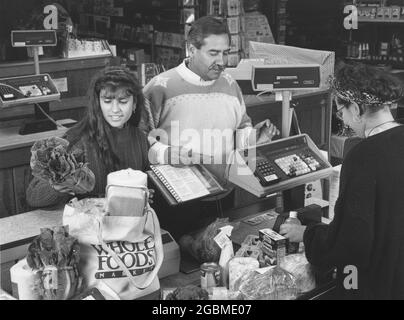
0;119;74;152
0;198;334;300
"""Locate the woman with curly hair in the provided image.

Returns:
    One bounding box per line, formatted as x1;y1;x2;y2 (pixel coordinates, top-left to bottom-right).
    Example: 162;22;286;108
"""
280;62;404;299
26;66;151;207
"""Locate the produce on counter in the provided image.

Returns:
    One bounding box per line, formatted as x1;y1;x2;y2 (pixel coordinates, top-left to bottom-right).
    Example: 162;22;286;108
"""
239;266;298;300
26;226;82;300
228;257;259;292
30;136;95;194
279;254;316;293
179;218;238;263
165;285;209;300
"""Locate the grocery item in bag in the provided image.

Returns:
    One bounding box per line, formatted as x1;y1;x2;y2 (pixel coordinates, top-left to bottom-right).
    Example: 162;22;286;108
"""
106;169;148;216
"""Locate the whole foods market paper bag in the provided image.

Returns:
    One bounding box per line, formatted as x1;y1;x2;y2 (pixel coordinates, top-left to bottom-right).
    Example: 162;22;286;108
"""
63;197;164;300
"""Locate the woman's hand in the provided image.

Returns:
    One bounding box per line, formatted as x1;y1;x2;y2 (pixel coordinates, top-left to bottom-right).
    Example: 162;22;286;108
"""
279;224;306;243
51;183;75;195
148;189;155;204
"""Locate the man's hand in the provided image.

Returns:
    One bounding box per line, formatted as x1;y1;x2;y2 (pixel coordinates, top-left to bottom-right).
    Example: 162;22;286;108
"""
279;224;306;243
255;119;280;145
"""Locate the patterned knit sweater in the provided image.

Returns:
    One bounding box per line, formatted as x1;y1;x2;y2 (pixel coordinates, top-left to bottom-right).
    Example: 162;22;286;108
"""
140;60;253;163
140;60;253;185
26;125;149;208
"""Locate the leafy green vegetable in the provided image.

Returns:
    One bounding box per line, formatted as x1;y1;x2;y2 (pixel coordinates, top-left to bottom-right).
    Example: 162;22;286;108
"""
30;136;95;194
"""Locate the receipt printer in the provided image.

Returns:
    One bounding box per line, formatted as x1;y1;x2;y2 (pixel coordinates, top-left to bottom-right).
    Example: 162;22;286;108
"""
251;64;320;92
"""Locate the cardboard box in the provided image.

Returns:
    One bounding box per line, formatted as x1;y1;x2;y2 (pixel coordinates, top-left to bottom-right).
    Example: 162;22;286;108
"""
227;16;240;34
259;228;286;265
230;34;240;52
227;0;240;16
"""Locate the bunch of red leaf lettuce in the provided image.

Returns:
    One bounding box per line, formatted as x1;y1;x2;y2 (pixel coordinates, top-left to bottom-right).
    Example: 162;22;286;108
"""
30;136;95;194
26;226;82;300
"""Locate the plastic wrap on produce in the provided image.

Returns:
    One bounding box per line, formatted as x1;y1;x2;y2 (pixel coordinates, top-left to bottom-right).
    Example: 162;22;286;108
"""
279;254;316;293
239;266;298;300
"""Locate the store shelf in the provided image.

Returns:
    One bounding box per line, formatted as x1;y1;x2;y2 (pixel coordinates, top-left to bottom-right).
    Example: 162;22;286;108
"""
358;18;404;24
110;38;183;50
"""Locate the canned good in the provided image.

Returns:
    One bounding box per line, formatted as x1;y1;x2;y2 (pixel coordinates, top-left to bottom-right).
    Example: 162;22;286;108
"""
200;262;220;291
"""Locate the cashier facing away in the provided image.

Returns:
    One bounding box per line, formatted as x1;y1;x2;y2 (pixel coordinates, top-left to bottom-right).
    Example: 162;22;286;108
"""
280;62;404;300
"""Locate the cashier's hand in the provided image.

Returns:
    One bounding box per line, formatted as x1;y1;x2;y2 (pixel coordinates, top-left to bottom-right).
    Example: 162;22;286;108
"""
279;224;306;243
148;189;155;204
255;119;280;145
165;146;214;166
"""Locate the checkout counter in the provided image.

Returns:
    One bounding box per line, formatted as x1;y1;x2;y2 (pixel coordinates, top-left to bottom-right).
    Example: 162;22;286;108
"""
0;55;335;299
0;198;336;300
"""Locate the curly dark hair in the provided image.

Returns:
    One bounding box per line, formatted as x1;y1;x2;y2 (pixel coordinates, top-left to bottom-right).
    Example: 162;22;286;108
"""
66;66;145;172
333;62;404;114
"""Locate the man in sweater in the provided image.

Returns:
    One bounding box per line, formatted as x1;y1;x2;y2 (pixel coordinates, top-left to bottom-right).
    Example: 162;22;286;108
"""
142;16;278;175
140;16;279;238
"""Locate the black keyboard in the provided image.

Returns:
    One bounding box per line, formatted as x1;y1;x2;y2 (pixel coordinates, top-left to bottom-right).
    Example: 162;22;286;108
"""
0;84;24;100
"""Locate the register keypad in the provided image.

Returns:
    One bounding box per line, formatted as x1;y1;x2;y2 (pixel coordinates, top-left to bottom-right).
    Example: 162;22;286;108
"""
275;153;320;177
255;160;280;186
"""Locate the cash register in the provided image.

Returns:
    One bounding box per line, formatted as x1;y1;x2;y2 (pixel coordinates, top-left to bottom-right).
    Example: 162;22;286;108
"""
0;73;60;108
228;134;333;198
0;30;62;134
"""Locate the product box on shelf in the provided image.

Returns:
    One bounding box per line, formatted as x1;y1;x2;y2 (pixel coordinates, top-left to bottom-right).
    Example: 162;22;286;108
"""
384;7;392;19
227;16;240;34
377;7;385;19
391;6;401;19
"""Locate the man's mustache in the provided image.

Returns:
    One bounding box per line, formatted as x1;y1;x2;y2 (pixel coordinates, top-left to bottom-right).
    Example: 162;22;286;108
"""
208;64;226;72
